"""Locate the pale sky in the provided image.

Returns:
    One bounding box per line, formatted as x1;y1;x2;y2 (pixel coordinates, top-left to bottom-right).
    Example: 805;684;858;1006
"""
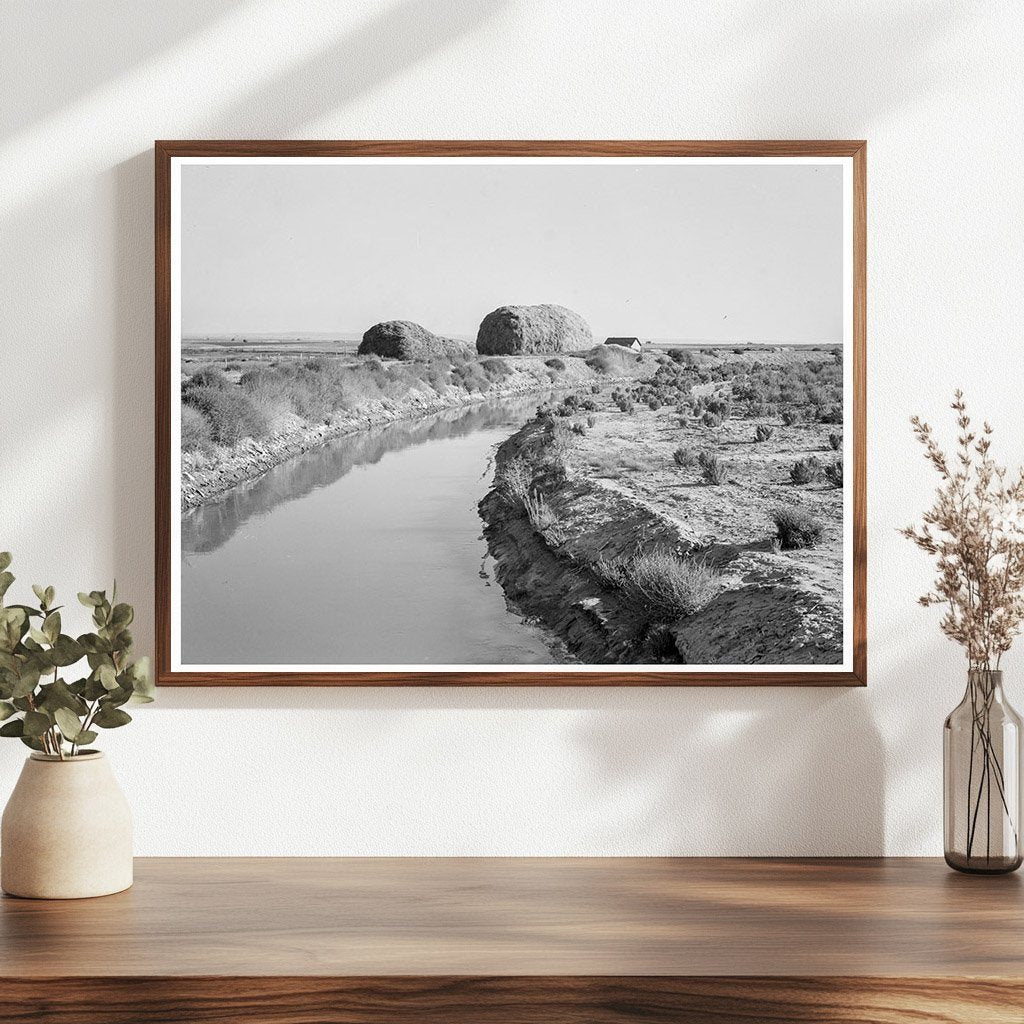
181;161;844;343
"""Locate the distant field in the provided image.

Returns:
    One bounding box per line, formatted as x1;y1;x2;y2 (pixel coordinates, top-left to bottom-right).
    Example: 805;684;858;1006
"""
181;334;841;372
643;340;841;353
181;335;362;370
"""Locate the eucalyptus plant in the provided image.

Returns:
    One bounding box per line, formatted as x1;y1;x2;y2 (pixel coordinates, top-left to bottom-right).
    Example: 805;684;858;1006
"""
0;552;153;759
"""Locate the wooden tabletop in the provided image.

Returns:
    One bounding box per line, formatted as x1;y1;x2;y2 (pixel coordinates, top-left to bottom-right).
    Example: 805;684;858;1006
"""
1;856;1021;978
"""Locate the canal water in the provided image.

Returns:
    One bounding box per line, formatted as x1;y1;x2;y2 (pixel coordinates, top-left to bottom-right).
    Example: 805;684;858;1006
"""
180;394;562;667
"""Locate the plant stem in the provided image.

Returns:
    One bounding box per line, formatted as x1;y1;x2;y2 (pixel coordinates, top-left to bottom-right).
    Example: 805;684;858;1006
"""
53;666;63;760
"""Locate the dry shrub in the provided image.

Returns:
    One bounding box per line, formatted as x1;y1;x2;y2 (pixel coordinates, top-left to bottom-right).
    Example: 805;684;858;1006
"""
790;456;824;485
499;457;532;507
181;405;213;453
586;344;636;374
182;386;271;445
754;424;774;442
668;348;700;367
450;359;489;392
773;508;824;549
481;357;513;381
698;452;727;484
600;550;720;619
183;366;230;391
825;460;843;487
673;445;698;468
524;491;566;545
547;419;579;459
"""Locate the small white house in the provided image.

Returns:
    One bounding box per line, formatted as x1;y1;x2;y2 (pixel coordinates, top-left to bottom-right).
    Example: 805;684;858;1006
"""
605;337;642;352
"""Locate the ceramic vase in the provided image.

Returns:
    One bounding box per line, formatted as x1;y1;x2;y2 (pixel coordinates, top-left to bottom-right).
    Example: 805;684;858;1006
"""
1;751;133;898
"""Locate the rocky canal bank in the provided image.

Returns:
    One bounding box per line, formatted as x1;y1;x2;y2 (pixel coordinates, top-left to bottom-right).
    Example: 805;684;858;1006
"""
479;410;844;667
180;359;630;512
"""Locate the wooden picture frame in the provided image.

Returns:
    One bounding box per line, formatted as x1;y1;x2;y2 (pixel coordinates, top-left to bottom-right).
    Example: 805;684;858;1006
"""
156;140;866;686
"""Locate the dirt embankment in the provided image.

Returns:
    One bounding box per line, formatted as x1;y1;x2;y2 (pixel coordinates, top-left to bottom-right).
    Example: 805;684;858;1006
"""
180;357;636;512
479;409;844;667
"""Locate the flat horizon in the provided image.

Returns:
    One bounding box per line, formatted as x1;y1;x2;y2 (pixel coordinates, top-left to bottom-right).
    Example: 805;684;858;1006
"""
181;331;843;348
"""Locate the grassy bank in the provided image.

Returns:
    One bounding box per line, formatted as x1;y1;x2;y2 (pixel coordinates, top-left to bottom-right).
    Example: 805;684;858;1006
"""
179;344;656;512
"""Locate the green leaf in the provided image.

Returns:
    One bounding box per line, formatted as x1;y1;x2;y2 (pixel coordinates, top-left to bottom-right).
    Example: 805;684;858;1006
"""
44;586;55;609
0;572;14;601
19;735;45;752
22;711;50;738
53;707;84;742
110;603;133;630
74;730;97;747
42;611;60;644
93;705;131;729
0;607;27;652
0;553;11;573
83;675;108;701
76;633;105;654
49;635;85;668
36;679;88;716
28;627;49;646
7;604;41;619
127;656;155;704
98;663;118;690
104;684;132;708
31;585;47;609
11;665;41;700
0;719;24;738
0;701;16;721
77;592;100;608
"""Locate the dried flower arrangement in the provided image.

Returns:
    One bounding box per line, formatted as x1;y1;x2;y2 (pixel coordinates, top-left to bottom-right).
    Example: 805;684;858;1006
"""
902;390;1024;670
903;390;1024;869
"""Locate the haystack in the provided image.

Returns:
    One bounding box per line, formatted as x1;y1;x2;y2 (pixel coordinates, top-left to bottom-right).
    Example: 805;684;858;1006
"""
476;304;593;356
358;321;470;360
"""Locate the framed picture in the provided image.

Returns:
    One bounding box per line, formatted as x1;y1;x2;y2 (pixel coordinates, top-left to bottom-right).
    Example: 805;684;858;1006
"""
156;141;866;686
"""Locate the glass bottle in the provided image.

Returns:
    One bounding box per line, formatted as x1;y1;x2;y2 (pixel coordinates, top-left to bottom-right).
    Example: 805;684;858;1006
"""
944;669;1022;873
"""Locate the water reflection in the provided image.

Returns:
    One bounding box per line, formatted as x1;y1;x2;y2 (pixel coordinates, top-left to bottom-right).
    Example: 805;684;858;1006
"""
180;392;561;666
182;393;552;555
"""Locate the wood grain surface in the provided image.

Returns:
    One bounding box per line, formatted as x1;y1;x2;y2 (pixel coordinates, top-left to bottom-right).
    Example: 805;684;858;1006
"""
1;976;1022;1024
2;858;1020;1023
155;139;867;687
3;856;1020;977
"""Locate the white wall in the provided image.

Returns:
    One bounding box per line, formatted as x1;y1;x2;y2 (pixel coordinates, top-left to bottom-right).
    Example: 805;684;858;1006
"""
1;0;1022;855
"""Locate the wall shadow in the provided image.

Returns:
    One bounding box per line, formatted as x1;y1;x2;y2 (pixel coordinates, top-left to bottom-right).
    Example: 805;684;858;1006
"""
0;1;243;138
200;0;507;137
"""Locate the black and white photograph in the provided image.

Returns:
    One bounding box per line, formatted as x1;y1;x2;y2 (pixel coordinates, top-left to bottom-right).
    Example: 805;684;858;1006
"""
166;150;858;680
